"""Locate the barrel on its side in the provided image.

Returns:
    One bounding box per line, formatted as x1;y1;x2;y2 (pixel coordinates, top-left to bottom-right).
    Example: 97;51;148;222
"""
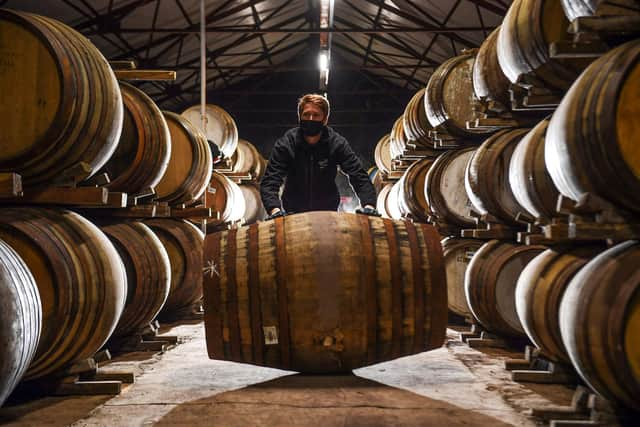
426;148;477;229
545;40;640;214
465;240;546;337
442;237;484;319
0;10;123;188
515;245;603;363
0;239;41;407
403;88;437;151
473;26;511;109
376;183;394;219
100;221;171;338
144;218;204;317
155;112;212;206
0;208;126;380
231;139;267;181
203;172;246;230
559;240;640;411
390;117;408;160
182;104;238;159
374;134;393;176
561;0;640;21
98;82;171;195
239;183;267;225
396;158;435;222
203;212;447;373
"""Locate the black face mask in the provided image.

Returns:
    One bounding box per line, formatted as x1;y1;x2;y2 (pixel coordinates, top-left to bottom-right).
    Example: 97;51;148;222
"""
300;120;325;137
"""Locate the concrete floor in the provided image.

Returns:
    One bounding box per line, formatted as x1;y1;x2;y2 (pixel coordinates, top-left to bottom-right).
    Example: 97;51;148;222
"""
0;322;576;426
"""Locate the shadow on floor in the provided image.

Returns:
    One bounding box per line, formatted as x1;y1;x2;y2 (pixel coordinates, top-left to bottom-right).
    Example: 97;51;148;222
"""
155;373;516;427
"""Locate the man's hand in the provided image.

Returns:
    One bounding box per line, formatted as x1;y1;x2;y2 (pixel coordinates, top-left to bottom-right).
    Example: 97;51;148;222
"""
355;205;381;217
266;208;288;220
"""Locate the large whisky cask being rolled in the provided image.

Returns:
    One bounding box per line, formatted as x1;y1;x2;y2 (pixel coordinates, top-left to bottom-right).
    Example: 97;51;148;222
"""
203;212;447;373
0;10;123;188
0;239;41;407
559;240;640;411
465;240;545;338
545;40;640;214
0;208;126;380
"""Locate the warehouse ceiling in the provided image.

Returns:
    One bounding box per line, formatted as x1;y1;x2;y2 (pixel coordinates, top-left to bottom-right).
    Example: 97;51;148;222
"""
1;0;510;163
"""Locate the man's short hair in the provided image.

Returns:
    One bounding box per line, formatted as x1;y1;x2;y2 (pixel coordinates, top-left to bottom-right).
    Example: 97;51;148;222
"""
297;94;330;121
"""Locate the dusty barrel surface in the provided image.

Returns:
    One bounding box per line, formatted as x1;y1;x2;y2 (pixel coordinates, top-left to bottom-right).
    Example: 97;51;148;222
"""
144;218;204;317
374;134;393;176
545;40;640;214
203;212;447;373
0;239;41;407
442;237;484;319
0;9;123;187
465;128;533;226
473;26;512;109
98;82;171;195
203;172;246;230
497;0;591;91
559;240;640;411
396;158;436;222
465;240;546;337
155;112;212;206
100;221;171;338
515;245;603;363
182;104;238;159
425;148;477;229
509;119;560;221
231;139;267;181
0;208;126;380
425;53;498;139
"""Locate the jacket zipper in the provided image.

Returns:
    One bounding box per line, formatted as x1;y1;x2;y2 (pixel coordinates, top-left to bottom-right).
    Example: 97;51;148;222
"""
308;151;314;211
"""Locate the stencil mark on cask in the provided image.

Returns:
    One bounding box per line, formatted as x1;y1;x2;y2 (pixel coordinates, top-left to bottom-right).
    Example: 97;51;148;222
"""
263;326;278;345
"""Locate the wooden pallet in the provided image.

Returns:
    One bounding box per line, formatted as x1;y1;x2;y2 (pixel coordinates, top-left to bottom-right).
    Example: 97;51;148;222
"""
108;322;179;353
505;346;578;384
460;213;522;240
0;172;22;198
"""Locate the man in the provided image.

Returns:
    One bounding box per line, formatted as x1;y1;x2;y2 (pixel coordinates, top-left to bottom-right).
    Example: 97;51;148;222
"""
260;94;380;219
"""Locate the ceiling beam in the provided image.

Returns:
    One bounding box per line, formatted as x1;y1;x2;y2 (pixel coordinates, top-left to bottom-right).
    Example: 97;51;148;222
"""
90;26;492;34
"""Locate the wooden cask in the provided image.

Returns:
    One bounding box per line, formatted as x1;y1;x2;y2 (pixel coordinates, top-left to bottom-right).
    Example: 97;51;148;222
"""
472;27;511;109
0;208;126;380
376;183;394;219
98;82;170;195
239;183;267;225
100;222;171;338
182;104;238;159
0;239;40;407
144;219;204;317
374;134;393;175
559;240;640;411
465;129;533;226
497;0;591;91
465;240;545;337
396;158;436;222
203;172;246;230
402;88;437;150
155;112;213;206
425;53;498;139
545;40;640;214
231;139;267;181
515;245;603;363
389;117;407;160
385;181;404;220
368;166;384;195
442;237;484;319
561;0;640;20
203;212;447;373
0;10;123;188
509;119;560;221
425;148;477;229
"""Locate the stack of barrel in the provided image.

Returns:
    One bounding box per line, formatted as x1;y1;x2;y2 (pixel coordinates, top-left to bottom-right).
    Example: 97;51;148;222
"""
0;8;213;406
368;0;640;414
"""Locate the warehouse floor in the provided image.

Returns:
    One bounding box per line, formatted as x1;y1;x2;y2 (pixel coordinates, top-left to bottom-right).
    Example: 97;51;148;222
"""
0;322;576;426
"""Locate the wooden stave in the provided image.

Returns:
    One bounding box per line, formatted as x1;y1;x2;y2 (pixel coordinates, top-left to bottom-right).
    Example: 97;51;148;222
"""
559;240;640;411
425;53;498;139
465;128;533;226
442;237;484;318
98;81;171;194
465;240;546;337
0;10;123;187
202;212;447;373
0;208;126;380
374;134;393;175
509;119;560;221
397;158;436;222
545;40;640;214
203;172;246;230
386;180;404;220
425;148;477;228
0;239;41;407
144;218;204;316
497;0;590;91
389;117;407;160
181;104;238;159
402;88;438;151
472;26;511;108
156;111;213;206
239;183;266;225
100;221;171;338
515;245;603;363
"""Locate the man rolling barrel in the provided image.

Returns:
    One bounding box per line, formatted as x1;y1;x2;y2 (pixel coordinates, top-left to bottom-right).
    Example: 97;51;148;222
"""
260;94;380;219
